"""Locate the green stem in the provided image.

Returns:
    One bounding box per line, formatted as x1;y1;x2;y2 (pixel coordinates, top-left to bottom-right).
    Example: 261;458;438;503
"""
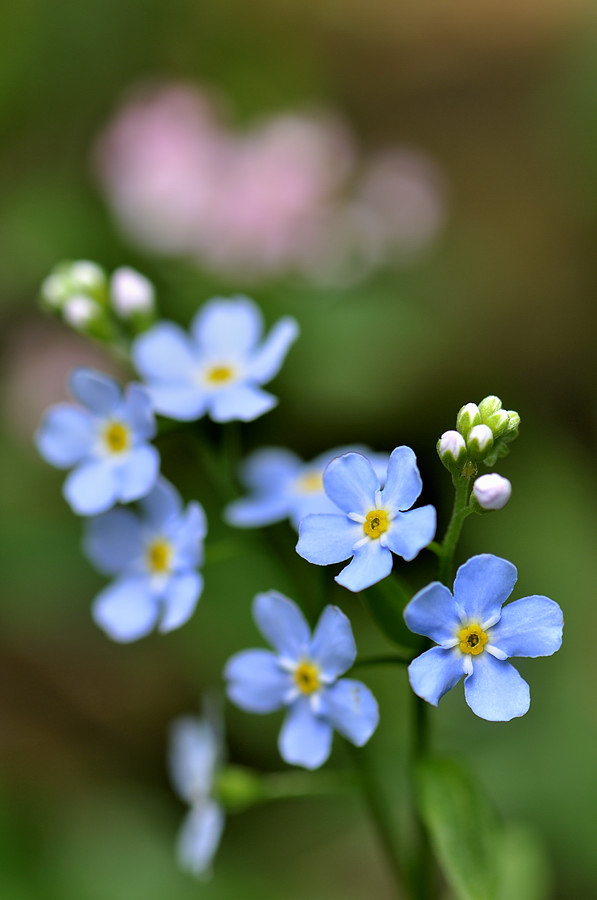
348;743;406;898
351;653;413;669
438;475;473;586
263;769;355;801
409;694;432;900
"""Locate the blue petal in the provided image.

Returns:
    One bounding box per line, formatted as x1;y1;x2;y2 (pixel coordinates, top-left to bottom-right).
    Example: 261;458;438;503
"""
63;461;118;515
173;502;208;568
403;582;462;644
69;368;121;414
240;447;302;493
177;802;225;877
140;477;182;528
225;649;291;713
83;509;144;575
208;385;276;422
246;317;299;384
464;654;530;721
453;554;518;624
132;322;197;380
192;296;264;356
35;405;93;468
380;446;422;512
147;384;208;421
489;595;563;658
384;506;436;561
225;494;291;528
408;646;465;706
123;383;156;440
323;452;379;515
322;678;379;746
160;572;203;633
278;697;333;769
296;514;361;565
253;591;311;659
168;716;220;804
116;445;160;503
92;577;158;642
308;606;356;679
335;540;393;592
289;493;339;530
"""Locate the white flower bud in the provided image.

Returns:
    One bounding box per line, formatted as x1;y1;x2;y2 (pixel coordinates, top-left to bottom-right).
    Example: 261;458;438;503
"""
466;424;493;459
62;295;101;329
456;403;481;438
70;260;105;291
40;273;68;308
473;473;512;510
485;408;510;438
110;267;155;318
438;430;467;463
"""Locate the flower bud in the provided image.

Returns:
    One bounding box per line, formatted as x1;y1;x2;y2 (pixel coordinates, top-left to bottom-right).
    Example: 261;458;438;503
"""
466;424;493;460
478;395;502;418
215;766;265;811
484;408;510;438
505;410;520;433
110;267;155;318
62;295;102;329
437;430;467;473
473;473;512;510
39;260;108;313
70;260;105;292
456;403;481;439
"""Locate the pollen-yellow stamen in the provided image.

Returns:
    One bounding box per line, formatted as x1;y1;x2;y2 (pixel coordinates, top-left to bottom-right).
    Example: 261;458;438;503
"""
363;509;389;539
458;623;489;656
103;421;130;454
296;470;324;494
293;660;320;695
146;539;173;574
206;365;234;384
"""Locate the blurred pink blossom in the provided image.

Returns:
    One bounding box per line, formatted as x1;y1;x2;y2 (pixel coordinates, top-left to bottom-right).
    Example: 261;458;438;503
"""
94;82;447;281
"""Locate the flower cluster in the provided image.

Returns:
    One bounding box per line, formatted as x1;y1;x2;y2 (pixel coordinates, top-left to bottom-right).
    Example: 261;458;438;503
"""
35;266;564;883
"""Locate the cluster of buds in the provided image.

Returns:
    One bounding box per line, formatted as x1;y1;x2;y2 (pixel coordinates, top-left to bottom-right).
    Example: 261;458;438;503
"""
437;395;519;511
40;260;155;340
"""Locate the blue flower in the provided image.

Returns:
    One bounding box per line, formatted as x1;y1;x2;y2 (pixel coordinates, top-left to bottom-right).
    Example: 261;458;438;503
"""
35;367;160;516
83;478;207;642
404;554;564;721
168;710;225;877
225;591;379;769
224;445;389;530
296;448;436;592
132;296;299;422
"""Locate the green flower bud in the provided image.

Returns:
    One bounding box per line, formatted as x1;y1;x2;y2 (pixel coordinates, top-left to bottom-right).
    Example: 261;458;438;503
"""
214;766;266;812
505;410;520;433
478;395;502;419
484;408;510;438
466;424;493;460
456;403;481;439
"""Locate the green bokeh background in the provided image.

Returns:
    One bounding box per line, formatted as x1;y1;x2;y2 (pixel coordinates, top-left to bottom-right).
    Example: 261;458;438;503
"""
2;1;597;897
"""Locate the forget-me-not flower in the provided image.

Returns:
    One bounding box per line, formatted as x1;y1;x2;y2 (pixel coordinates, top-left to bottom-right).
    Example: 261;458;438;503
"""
225;591;379;769
296;448;436;592
168;710;225;878
35;368;159;516
131;296;299;422
84;478;207;641
224;445;389;530
404;554;563;721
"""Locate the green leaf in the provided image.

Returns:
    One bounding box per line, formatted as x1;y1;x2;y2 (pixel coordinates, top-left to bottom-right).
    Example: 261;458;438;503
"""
360;576;419;649
415;759;501;900
496;824;551;900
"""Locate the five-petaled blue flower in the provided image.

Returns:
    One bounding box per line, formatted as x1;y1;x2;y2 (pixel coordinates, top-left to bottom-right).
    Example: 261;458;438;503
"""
84;478;207;642
296;448;436;592
225;445;389;531
132;295;299;422
35;368;160;515
168;710;225;878
225;591;379;769
404;553;564;721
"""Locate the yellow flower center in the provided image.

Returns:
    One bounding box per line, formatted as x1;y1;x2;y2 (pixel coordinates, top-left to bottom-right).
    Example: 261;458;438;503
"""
458;624;489;656
363;509;389;539
293;660;320;695
102;421;130;454
146;539;173;574
206;365;235;384
296;470;324;494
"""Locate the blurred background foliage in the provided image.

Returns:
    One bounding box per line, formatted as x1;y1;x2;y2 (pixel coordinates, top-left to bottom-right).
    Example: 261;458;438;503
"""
2;0;597;897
